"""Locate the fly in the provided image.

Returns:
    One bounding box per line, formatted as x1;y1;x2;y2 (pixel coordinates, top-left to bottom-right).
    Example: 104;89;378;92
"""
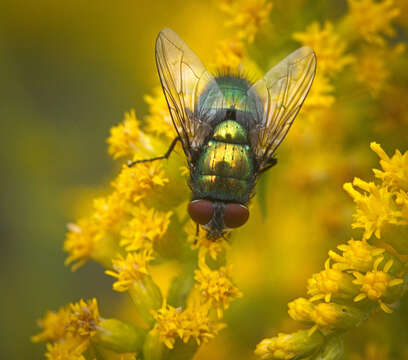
129;28;316;240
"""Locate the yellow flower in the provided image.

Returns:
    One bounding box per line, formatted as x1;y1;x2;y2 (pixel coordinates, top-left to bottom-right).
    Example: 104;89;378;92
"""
307;259;359;302
371;142;408;191
144;87;175;140
152;301;226;349
93;192;127;233
254;330;324;360
302;73;335;117
45;337;88;360
185;220;228;261
212;38;246;71
120;204;172;252
32;307;71;343
194;264;243;318
67;298;100;338
288;297;314;323
343;178;404;239
347;0;400;45
329;239;385;272
354;45;405;97
64;217;102;271
107;109;153;159
106;250;154;292
309;302;363;333
353;256;404;313
220;0;273;43
112;162;169;204
293;21;354;76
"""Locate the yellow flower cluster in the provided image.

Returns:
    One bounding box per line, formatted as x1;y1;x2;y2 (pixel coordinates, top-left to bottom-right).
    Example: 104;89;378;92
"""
347;0;400;45
152;301;226;349
33;299;101;360
255;144;408;359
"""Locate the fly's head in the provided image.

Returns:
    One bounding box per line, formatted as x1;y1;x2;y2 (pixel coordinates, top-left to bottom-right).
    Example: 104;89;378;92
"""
187;199;249;241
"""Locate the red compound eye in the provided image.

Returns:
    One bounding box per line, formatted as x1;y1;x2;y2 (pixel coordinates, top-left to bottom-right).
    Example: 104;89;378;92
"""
224;204;249;228
188;200;214;225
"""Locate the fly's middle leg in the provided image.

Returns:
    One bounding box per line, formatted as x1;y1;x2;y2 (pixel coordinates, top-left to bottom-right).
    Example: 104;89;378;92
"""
127;136;180;167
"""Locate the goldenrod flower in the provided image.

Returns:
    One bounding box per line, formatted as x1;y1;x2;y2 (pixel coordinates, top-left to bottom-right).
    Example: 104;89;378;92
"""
67;298;100;338
93;192;126;233
194;264;243;318
254;330;324;360
107;109;153;159
120;204;172;252
347;0;400;45
152;301;226;349
288;297;314;323
343;178;404;240
144;87;175;140
32;307;71;343
185;220;228;261
293;21;354;76
45;337;88;360
353;256;404;313
212;38;246;71
354;44;404;97
220;0;273;43
309;302;363;333
329;239;385;272
106;250;154;292
64;217;102;270
307;259;360;302
371;142;408;191
112;162;169;204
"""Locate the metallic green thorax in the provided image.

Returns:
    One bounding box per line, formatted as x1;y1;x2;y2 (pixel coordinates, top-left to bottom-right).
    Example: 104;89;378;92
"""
192;76;256;204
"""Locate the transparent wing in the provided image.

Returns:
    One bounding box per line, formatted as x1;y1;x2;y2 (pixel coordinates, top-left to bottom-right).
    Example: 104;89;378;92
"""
248;46;316;169
155;28;217;162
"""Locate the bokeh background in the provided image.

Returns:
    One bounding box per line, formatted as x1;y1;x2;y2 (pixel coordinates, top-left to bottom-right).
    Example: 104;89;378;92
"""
1;1;407;359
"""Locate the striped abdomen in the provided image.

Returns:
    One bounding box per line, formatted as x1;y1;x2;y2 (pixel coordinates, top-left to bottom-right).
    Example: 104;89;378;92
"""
192;120;254;203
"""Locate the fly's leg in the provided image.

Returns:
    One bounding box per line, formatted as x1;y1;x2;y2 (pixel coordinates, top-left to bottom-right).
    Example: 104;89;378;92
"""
127;136;180;167
193;223;200;245
259;158;278;174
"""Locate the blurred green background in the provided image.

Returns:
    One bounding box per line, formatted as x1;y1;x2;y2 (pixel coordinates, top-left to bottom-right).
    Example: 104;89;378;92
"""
1;1;408;359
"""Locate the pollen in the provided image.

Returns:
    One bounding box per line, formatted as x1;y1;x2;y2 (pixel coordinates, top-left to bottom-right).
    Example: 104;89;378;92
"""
120;204;172;252
67;298;100;338
194;264;243;318
105;250;154;292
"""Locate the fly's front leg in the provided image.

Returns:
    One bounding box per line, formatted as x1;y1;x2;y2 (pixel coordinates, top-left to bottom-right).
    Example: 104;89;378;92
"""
127;136;180;167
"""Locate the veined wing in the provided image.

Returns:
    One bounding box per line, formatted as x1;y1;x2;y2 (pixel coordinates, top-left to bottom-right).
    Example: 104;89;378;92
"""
248;47;316;169
155;28;217;162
